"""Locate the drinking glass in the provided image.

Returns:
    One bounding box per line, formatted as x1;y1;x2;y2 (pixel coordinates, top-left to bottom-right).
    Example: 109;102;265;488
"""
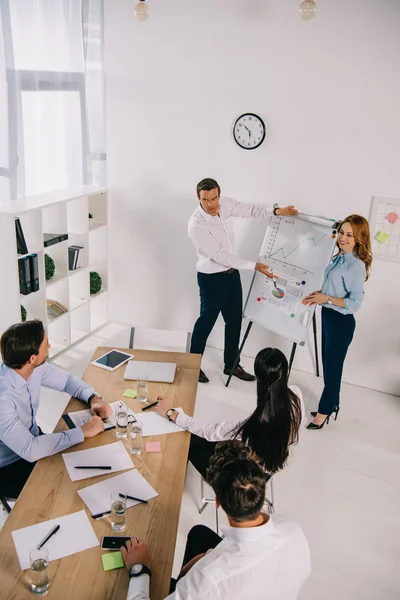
29;547;49;596
136;373;148;403
110;491;127;532
128;420;143;455
116;405;128;439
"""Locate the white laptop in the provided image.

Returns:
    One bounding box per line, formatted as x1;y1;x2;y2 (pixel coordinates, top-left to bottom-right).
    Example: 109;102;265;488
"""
124;360;177;383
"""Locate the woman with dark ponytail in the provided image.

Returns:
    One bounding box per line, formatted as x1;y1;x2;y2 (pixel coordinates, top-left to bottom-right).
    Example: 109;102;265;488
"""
156;348;304;478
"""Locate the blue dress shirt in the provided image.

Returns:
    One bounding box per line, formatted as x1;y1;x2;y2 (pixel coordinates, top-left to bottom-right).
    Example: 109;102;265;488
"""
321;252;366;315
0;361;95;467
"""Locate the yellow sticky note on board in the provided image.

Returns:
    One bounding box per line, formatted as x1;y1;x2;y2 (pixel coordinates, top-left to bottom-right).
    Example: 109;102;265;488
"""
101;551;125;571
123;389;137;399
375;231;390;243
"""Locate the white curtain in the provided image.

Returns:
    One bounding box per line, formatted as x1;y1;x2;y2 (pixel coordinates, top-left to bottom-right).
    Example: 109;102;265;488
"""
0;0;106;201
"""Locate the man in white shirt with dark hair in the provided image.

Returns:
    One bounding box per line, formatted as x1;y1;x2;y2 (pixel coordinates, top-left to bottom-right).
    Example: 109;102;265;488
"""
122;440;311;600
188;178;298;383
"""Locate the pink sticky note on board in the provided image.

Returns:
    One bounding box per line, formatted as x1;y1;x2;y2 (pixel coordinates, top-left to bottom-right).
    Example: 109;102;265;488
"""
145;442;161;453
386;212;399;225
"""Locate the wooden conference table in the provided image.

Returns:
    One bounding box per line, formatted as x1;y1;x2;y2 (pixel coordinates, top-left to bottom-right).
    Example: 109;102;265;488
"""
0;347;201;600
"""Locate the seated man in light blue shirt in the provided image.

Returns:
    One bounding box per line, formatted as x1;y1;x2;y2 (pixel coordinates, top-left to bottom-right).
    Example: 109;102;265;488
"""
0;319;111;499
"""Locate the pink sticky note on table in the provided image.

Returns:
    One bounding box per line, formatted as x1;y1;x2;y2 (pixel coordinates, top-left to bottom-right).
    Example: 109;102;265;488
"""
386;212;399;225
145;442;161;453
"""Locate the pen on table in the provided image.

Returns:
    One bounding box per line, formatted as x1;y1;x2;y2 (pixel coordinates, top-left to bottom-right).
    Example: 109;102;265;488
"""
91;510;111;520
73;466;112;470
120;493;148;504
141;400;159;412
37;524;60;549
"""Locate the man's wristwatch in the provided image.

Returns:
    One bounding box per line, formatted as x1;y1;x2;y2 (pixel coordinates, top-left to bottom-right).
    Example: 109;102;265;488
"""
166;408;177;422
129;564;152;579
327;297;333;305
87;393;102;407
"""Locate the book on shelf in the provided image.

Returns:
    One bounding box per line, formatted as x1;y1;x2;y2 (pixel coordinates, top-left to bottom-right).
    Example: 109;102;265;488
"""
28;253;40;292
68;245;84;271
15;217;28;255
44;232;69;247
18;256;31;295
47;299;68;318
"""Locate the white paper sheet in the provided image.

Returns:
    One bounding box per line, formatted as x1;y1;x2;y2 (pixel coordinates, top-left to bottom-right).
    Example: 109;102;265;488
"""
64;400;136;431
62;441;134;481
78;470;158;515
133;409;185;437
12;510;99;571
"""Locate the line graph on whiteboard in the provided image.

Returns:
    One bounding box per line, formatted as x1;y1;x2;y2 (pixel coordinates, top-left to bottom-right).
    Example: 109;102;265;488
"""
261;217;335;275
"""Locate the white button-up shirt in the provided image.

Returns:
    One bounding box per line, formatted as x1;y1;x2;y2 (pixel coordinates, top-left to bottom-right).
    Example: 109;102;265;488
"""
188;197;273;273
0;361;94;467
175;385;305;439
126;513;311;600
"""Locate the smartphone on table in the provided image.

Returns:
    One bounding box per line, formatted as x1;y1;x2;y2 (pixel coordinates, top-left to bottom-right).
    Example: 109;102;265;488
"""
101;536;131;550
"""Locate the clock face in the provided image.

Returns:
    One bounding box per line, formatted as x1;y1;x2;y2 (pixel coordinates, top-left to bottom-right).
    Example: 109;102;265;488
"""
233;113;266;150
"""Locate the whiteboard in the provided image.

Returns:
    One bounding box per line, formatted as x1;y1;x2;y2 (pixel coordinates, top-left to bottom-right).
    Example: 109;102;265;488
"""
243;212;338;344
369;196;400;263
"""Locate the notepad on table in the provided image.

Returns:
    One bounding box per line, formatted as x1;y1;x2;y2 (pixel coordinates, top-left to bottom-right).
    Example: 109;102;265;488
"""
62;441;134;481
102;551;124;571
132;409;185;437
78;470;158;516
12;510;99;570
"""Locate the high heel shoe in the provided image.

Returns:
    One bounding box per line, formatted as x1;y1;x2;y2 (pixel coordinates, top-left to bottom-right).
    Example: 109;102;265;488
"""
310;406;340;420
307;414;330;430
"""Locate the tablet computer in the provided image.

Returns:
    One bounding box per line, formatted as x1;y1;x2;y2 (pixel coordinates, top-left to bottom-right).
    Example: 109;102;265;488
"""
91;349;134;371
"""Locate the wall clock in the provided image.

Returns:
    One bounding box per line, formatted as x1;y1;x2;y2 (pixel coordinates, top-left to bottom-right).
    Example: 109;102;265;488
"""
233;113;266;150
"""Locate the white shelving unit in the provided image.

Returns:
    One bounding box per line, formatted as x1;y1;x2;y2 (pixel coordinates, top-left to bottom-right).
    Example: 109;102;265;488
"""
0;187;109;359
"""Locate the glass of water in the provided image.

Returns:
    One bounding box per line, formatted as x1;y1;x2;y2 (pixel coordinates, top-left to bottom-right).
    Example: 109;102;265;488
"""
29;547;49;596
110;491;127;532
137;373;148;403
116;405;128;439
128;420;143;455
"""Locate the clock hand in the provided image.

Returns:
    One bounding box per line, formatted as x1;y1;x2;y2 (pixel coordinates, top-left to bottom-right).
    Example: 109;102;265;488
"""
243;125;251;136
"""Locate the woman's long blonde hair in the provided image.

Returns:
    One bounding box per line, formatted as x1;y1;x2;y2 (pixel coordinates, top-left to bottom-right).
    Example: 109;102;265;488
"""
338;214;372;281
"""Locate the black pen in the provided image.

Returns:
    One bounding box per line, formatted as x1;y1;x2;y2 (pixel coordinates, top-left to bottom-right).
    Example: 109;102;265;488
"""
121;493;148;504
74;466;112;470
91;510;111;520
37;524;60;549
141;401;159;412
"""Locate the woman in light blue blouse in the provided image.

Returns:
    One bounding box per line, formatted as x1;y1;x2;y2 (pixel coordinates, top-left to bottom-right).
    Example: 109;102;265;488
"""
302;215;372;430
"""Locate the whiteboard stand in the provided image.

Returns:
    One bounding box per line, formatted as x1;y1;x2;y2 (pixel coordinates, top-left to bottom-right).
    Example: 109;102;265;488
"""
225;308;320;388
224;210;339;387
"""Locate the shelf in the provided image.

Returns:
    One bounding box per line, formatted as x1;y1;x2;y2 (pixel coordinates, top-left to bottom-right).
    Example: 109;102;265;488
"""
1;187;108;355
70;297;90;311
0;186;105;215
48;343;69;359
70;302;90;344
47;310;69;324
90;290;108;332
89;220;106;232
45;272;69;287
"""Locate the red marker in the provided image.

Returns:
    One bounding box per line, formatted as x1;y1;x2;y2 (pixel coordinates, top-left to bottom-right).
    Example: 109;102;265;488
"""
257;297;261;302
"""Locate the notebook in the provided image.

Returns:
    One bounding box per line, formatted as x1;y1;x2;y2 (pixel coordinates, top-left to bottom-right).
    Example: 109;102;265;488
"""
123;360;176;383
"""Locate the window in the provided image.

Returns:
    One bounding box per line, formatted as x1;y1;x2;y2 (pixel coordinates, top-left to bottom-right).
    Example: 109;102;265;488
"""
0;0;106;201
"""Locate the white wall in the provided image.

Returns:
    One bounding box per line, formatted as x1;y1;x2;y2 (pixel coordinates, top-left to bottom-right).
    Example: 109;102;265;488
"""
105;0;400;395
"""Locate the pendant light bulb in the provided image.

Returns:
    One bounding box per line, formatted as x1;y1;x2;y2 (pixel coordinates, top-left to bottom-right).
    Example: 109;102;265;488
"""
134;0;150;22
299;0;317;20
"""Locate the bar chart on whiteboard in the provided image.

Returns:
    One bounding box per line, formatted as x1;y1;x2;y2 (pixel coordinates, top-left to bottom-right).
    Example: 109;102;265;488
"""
244;214;338;344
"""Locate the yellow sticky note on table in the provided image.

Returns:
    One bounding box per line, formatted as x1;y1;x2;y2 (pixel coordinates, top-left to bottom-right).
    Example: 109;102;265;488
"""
101;551;125;571
123;389;137;399
375;231;390;243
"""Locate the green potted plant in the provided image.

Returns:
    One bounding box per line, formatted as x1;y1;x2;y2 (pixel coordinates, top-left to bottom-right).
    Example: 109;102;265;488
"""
90;271;102;295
